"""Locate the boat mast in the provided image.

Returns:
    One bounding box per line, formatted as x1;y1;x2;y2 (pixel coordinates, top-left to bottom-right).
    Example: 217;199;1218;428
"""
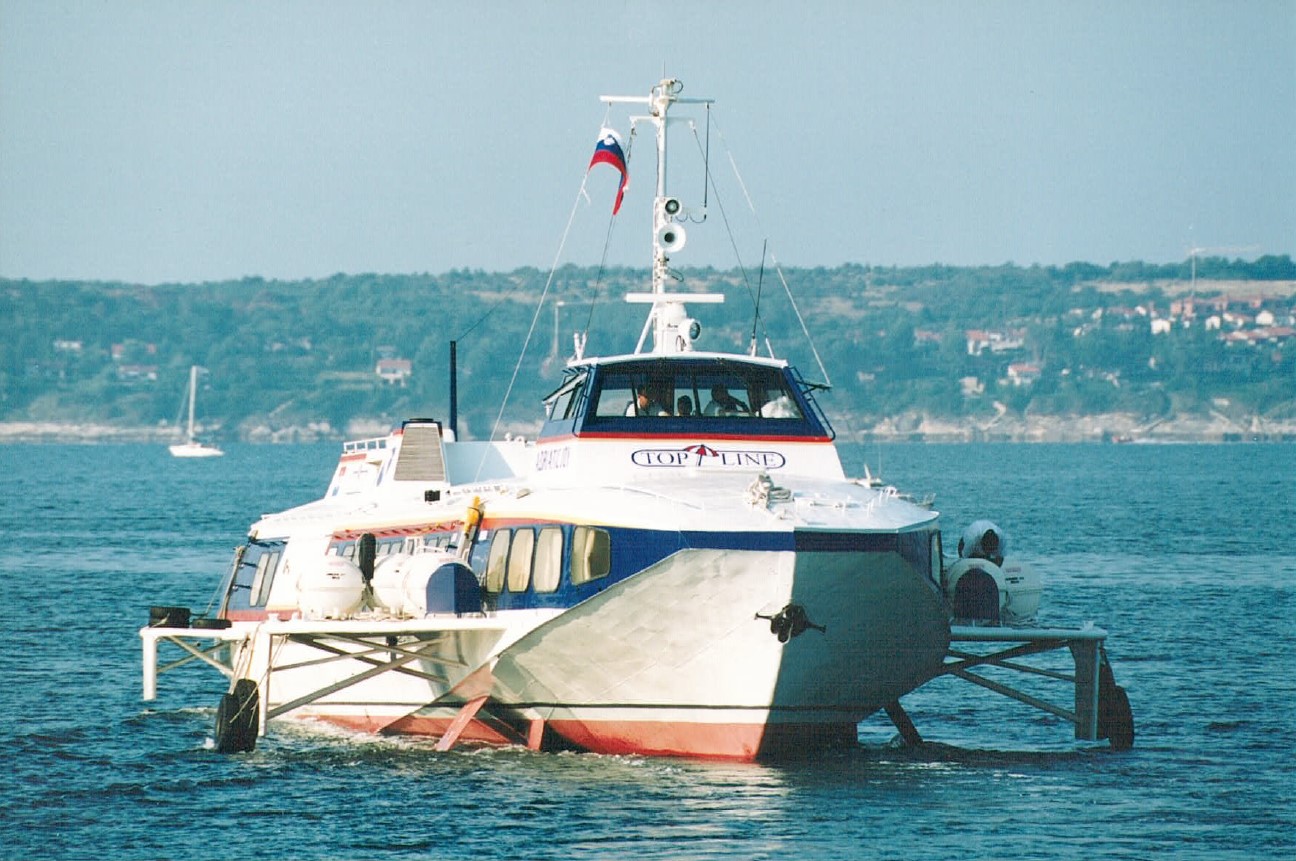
187;365;198;443
602;78;722;355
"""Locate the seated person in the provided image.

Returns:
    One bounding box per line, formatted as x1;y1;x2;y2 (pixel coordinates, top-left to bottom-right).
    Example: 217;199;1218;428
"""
676;395;694;417
704;385;748;416
759;394;798;418
626;386;671;416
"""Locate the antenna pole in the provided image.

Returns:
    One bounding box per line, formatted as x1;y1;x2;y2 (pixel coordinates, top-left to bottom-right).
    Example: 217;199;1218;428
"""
750;240;766;356
449;340;458;440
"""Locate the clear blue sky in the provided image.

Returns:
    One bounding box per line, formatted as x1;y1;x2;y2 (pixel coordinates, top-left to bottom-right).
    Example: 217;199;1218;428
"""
2;0;1292;284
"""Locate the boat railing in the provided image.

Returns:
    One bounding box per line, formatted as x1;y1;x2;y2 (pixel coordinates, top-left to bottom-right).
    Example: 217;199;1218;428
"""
790;365;835;441
342;436;390;454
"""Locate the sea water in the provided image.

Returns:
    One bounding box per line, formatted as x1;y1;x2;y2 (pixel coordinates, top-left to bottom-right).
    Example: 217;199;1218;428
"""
0;442;1292;860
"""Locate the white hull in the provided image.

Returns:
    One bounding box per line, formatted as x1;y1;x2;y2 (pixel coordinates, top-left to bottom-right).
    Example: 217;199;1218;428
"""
169;442;224;458
233;544;948;759
490;546;949;757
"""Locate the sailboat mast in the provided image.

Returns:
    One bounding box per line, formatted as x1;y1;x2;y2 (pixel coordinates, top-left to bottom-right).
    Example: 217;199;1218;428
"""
187;365;198;443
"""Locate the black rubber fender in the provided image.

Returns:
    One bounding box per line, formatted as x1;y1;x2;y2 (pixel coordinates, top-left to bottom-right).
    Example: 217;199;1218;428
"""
1097;656;1135;751
214;679;259;753
1100;683;1135;751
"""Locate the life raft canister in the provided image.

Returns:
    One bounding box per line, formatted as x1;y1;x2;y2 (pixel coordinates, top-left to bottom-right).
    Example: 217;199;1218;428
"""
296;556;366;620
944;521;1041;624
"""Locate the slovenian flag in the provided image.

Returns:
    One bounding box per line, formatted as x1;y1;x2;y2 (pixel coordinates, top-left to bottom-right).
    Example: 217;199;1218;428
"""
588;127;629;215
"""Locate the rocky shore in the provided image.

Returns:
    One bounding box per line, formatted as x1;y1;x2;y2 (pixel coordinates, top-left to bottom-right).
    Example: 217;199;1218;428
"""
2;412;1292;445
841;411;1296;443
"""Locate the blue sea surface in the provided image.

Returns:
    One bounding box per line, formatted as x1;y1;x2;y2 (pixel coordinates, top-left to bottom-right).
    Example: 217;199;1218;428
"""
1;442;1292;860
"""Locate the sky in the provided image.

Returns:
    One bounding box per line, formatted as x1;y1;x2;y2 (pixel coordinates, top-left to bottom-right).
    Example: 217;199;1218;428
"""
1;0;1293;285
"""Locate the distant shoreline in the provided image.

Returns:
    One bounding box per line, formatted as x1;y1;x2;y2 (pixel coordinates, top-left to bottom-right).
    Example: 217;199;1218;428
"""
2;415;1291;445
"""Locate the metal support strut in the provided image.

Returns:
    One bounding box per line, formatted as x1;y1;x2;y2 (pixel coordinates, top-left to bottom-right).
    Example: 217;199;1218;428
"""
888;624;1134;750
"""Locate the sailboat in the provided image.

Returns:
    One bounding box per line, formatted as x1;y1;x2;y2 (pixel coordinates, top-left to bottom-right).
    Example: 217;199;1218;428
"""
168;365;223;458
141;78;1132;759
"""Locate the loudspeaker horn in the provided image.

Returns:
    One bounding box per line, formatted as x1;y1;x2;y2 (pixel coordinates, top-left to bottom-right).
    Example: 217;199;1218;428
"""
656;223;687;253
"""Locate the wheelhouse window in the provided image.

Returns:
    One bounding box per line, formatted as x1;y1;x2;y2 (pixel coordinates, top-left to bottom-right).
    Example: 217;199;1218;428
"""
589;363;806;419
249;547;282;606
223;538;288;612
566;358;829;439
544;371;588;422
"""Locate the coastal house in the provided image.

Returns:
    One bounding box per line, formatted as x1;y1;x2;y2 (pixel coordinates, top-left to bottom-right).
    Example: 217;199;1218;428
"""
966;328;1025;356
376;357;412;386
1006;362;1041;387
115;364;158;383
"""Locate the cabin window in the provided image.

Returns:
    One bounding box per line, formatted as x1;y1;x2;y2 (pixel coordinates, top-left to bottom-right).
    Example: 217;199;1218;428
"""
249;548;282;606
571;526;611;585
930;531;943;583
898;530;933;581
533;527;563;593
423;533;452;551
484;530;511;594
507;528;535;592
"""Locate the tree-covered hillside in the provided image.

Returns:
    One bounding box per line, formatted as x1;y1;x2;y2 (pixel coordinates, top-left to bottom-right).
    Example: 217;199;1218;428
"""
3;256;1293;441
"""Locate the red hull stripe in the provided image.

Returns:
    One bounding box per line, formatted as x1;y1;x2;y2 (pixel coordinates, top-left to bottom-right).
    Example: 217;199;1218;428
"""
285;713;858;761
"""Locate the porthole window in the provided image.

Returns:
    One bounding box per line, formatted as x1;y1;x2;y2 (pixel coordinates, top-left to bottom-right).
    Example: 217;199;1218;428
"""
571;527;611;585
507;528;535;592
533;527;563;593
485;530;511;594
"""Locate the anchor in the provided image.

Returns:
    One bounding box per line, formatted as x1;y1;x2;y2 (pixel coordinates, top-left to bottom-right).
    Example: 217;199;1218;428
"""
755;603;827;643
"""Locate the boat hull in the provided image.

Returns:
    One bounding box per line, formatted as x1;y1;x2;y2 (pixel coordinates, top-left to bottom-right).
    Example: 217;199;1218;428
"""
487;546;950;759
246;544;948;759
169;442;224;458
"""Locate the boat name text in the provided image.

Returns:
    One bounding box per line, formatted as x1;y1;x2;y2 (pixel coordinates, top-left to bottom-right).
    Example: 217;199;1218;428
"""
535;446;572;471
631;445;787;469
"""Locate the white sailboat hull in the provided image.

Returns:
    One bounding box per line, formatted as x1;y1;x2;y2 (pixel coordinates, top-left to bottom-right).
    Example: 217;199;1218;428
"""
169;442;224;458
171;365;222;457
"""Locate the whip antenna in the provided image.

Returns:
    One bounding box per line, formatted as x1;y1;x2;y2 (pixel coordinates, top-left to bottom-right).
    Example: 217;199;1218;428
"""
749;240;766;356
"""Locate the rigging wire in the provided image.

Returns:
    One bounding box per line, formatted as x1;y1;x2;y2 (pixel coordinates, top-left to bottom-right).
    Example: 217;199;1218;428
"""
701;104;710;213
475;117;628;480
687;121;774;356
704;116;833;387
476;182;585;477
749;240;766;355
458;105;621;344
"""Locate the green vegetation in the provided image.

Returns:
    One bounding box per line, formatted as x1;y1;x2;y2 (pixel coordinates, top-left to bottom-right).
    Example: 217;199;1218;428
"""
3;256;1293;440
